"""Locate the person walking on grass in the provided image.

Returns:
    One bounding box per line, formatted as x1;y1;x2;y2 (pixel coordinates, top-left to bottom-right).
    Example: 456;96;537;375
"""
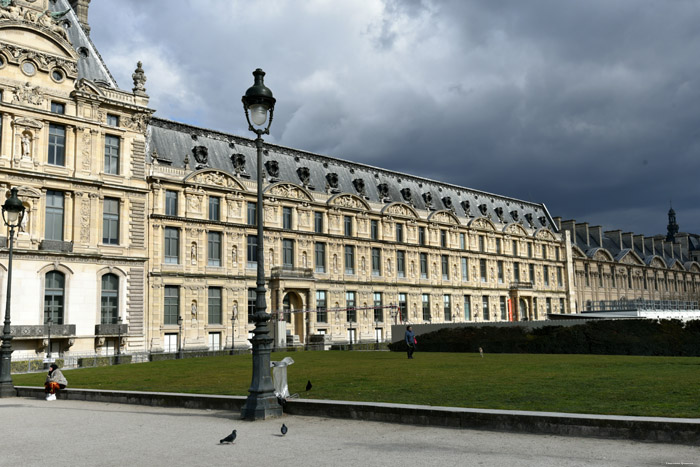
405;325;416;359
44;363;67;401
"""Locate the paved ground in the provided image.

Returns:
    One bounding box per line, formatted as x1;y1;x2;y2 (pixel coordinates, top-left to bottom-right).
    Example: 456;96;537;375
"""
2;397;697;467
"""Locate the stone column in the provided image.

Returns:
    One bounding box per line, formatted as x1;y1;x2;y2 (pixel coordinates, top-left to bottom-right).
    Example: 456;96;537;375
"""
64;192;73;241
65;125;75;172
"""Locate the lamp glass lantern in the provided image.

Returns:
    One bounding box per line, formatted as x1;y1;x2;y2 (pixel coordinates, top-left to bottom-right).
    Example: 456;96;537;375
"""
242;68;276;134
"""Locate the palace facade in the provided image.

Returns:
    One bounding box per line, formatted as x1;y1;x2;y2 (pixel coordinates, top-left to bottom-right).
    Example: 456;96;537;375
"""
0;0;698;360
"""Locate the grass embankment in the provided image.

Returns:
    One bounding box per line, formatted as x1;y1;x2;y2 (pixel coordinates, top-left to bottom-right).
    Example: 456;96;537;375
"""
13;352;700;418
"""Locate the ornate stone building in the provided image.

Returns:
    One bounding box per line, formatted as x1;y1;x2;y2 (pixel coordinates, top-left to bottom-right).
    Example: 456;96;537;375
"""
1;1;698;360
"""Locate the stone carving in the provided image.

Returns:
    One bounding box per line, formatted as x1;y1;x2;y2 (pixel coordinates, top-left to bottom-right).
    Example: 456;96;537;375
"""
386;203;414;218
525;213;534;226
132;61;147;95
510;210;519;221
231;153;249;177
432;212;453;224
122;112;150;132
189;171;244;190
188;194;200;211
377;183;389;202
538;216;547;226
192;146;209;169
326;173;340;193
12;82;44;105
494;206;504;221
183;153;190;169
331;195;365;210
442;196;453;211
297;167;311;187
352;178;367;198
20;132;31;159
268;183;312;201
264;160;280;181
422;192;433;209
461;200;470;216
191;301;197;318
80;196;90;242
191;242;197;265
400;187;412;205
478;204;488;216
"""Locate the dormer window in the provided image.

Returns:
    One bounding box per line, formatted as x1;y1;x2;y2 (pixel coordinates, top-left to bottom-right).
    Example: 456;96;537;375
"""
107;114;119;126
51;102;65;114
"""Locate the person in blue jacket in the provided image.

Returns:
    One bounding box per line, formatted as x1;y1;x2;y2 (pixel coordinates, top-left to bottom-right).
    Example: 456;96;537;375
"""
405;325;416;359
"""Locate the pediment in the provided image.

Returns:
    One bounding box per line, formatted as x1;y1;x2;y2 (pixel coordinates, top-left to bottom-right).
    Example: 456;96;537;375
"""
534;228;557;241
468;217;496;232
618;250;644;266
684;262;700;273
503;222;528;236
427;210;460;225
264;182;314;202
571;245;587;258
184;169;246;191
0;23;77;59
16;185;41;199
669;260;685;271
591;248;614;262
13;116;43;129
328;193;370;211
381;202;418;219
73;78;104;96
648;256;666;269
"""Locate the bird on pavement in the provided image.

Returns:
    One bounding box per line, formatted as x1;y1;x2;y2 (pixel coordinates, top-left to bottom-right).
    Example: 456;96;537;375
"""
281;424;288;436
305;380;312;391
220;430;237;444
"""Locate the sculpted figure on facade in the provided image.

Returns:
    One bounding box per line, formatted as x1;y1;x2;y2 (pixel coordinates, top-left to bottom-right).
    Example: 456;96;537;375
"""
191;242;197;265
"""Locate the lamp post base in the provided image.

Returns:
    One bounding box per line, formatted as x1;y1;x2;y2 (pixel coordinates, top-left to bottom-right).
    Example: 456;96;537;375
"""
0;381;16;398
240;393;283;420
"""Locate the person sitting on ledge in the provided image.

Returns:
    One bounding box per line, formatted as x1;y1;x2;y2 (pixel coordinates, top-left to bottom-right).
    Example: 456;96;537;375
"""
44;363;67;401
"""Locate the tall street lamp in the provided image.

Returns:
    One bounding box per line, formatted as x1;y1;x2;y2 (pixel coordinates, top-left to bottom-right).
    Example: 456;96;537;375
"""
177;315;183;359
46;317;52;360
231;304;237;355
115;316;122;365
240;68;282;420
0;187;25;398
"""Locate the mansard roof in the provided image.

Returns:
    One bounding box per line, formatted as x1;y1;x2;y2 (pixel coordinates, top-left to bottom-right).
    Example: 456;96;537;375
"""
146;117;557;230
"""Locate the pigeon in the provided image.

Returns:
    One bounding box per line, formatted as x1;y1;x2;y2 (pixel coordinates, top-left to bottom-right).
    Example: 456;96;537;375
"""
220;429;237;444
281;423;288;436
305;380;312;391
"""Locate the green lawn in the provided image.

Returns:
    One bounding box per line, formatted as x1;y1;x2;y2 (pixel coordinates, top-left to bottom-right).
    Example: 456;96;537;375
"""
13;352;700;418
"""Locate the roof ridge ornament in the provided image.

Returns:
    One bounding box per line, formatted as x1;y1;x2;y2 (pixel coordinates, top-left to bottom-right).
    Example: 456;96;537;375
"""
132;61;147;96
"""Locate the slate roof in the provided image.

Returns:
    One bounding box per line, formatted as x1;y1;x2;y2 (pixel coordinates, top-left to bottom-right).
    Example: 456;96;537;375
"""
51;0;118;88
147;117;557;231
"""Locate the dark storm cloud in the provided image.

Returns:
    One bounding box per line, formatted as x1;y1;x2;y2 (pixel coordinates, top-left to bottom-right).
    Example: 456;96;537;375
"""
89;0;700;236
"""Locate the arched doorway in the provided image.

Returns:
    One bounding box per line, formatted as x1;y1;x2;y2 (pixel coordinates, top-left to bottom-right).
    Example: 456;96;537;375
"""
282;291;305;344
518;298;528;321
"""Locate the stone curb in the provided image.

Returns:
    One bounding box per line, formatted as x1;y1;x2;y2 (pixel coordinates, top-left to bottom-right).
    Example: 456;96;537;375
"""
16;386;700;444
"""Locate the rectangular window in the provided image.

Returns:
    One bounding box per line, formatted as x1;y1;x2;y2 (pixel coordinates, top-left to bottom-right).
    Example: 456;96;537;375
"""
542;244;547;259
559;298;565;313
496;238;502;254
51;101;65;114
461;257;468;281
246;236;258;268
444;294;452;321
208;196;220;221
440;230;447;247
599;268;604;287
497;261;504;283
546;297;552;315
479;235;485;252
164;285;179;325
460;233;466;250
107;113;119;126
316;290;327;323
528;243;533;258
544;265;550;286
533;297;538;319
283;207;293;229
314;212;323;233
344;216;353;237
164;227;180;264
418;226;425;245
512;240;518;256
344;245;355;274
346;291;356;323
104;134;120;175
441;255;449;280
555;247;560;261
500;296;507;320
422;294;431;321
248;289;256;323
482;296;490;321
464;295;471;321
398;293;407;322
315;242;326;273
48;123;66;166
208;232;222;266
102;197;119;245
557;267;563;287
247;202;257;226
529;264;536;283
480;259;487;282
371;220;379;240
420;253;428;279
208;287;222;325
165;190;178;216
373;292;383;322
371;248;381;276
397;251;406;278
396;223;404;243
282;239;294;268
44;190;64;241
514;262;521;282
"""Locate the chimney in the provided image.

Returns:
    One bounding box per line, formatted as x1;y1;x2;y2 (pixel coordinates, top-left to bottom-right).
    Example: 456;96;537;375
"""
560;220;577;246
622;232;634;250
605;230;623;250
575;222;590;247
552;217;562;230
69;0;91;35
633;235;645;257
589;226;603;248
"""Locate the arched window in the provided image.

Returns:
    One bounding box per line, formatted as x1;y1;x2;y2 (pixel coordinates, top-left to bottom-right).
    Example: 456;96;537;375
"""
101;273;119;324
45;271;65;324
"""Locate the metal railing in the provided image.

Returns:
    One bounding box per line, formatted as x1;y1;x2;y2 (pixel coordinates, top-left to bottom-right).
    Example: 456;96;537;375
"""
584;299;699;312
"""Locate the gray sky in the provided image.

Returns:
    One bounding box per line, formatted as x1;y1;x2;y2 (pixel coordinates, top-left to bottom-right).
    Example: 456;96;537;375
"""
88;0;700;237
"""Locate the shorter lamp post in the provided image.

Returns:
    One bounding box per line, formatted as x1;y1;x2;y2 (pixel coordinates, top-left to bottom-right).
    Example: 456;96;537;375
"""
390;304;398;325
46;317;53;360
115;316;122;365
0;187;25;398
375;320;379;345
177;315;183;359
231;305;238;355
